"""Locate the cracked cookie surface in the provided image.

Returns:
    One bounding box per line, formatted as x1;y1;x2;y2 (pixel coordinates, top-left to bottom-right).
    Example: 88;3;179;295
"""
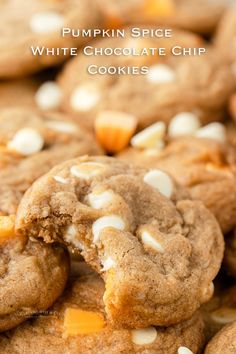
0;270;205;354
0;219;69;332
0;107;102;215
16;156;224;328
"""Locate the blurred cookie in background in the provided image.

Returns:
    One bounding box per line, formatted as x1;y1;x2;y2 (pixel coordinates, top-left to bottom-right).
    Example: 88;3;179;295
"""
215;5;236;67
58;29;234;131
98;0;232;35
0;78;39;108
0;0;103;78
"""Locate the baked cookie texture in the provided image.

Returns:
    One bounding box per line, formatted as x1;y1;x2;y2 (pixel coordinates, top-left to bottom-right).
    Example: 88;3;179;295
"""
58;33;234;131
0;0;103;78
204;321;236;354
0;272;205;354
0;230;69;332
119;137;236;234
0;107;102;215
16;156;224;328
98;0;229;34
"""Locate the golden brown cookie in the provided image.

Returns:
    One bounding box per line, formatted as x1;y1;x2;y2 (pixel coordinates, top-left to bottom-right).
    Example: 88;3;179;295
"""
0;215;69;332
0;272;205;354
16;156;224;328
119;134;236;234
0;0;103;78
58;32;234;131
0;107;102;215
204;321;236;354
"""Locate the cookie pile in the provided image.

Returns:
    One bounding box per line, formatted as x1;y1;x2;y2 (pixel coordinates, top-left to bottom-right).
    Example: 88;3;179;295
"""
0;1;236;353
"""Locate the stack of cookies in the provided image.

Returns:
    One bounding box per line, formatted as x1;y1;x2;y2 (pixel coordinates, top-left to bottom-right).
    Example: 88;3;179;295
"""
0;1;236;353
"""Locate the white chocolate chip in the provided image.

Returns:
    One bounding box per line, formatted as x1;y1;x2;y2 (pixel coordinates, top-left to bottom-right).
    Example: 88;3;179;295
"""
70;162;105;180
92;215;125;243
35;82;62;110
178;347;193;354
46;120;78;134
131;327;157;345
195;122;226;143
101;257;115;272
141;231;164;253
168;112;201;137
30;12;64;34
131;122;166;149
64;224;84;250
88;190;113;209
53;176;68;184
70;84;101;112
144;170;173;198
7;128;44;156
211;307;236;325
147;64;175;84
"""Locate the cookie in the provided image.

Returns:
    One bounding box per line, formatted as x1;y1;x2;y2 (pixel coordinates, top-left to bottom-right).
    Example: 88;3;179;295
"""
0;272;205;354
215;6;236;67
0;215;69;332
98;0;229;35
201;283;236;341
224;230;236;277
0;78;40;109
0;77;64;112
0;0;103;78
204;321;236;354
119;134;236;234
0;107;102;215
58;32;234;131
16;155;224;328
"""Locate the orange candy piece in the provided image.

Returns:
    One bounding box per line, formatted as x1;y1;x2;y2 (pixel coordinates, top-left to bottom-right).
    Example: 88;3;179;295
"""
0;215;15;242
63;308;105;338
143;0;175;18
95;111;138;154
